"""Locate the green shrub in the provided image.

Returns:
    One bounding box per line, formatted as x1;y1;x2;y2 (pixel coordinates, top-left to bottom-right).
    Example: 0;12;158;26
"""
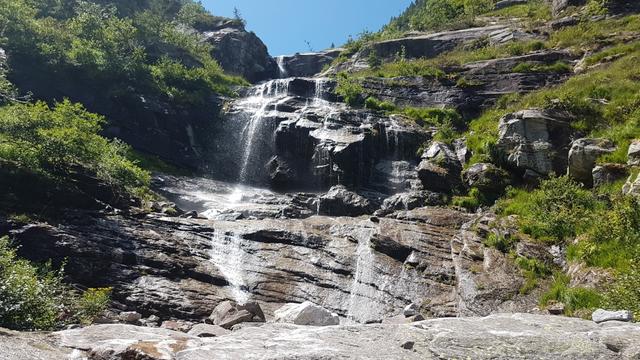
335;73;364;106
516;256;552;294
484;232;517;253
0;236;66;330
365;97;396;111
540;272;603;316
0;100;150;197
73;287;112;325
605;259;640;320
512;61;572;74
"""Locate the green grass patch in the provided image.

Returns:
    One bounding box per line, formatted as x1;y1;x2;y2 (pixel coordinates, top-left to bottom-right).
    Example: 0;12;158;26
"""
540;272;604;316
512;61;572;74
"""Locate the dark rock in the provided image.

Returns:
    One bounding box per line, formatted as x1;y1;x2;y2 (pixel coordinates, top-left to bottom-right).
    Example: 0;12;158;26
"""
403;303;420;317
401;341;416;350
592;163;629;188
418;142;462;194
568;138;616;187
379;191;445;215
317;185;374;216
550;16;580;29
370;234;413;263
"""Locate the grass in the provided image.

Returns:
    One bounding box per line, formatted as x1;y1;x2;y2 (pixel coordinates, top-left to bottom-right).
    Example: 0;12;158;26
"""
485;1;552;22
516;256;552;295
512;61;572;73
540;272;603;317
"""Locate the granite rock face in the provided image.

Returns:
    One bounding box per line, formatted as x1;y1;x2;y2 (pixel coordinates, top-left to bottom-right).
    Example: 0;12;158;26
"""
4;314;640;360
567;138;616;187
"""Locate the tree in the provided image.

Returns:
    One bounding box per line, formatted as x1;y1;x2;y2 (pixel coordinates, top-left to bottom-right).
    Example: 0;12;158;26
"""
233;6;246;26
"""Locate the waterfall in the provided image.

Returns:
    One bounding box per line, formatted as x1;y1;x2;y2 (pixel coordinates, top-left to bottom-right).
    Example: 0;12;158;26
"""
210;231;250;303
347;233;386;323
237;79;291;184
276;56;288;78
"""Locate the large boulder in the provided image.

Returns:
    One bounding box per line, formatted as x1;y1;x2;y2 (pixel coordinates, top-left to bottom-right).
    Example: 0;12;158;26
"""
568;138;616;187
378;191;445;215
203;23;277;83
317;185;375;216
497;109;573;177
417;142;462;194
628;140;640;166
462;163;511;199
274;301;340;326
208;301;266;329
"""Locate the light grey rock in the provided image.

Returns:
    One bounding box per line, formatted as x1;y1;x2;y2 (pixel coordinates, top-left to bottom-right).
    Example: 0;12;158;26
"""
547;302;565;315
274;301;340;326
118;311;142;324
160;320;194;333
317;185;374;216
592;309;634;324
4;314;639;359
592;163;629;188
623;171;640;196
276;49;343;78
497;109;572;177
403;303;420;317
188;324;231;338
568;138;616;187
628;140;640;166
209;301;265;330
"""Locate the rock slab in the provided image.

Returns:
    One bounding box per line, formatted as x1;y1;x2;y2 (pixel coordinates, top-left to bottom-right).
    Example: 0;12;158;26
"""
274;301;340;326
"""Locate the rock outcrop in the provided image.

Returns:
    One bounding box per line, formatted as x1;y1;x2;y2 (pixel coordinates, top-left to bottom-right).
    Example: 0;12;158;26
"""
276;49;343;78
497;109;573;178
418;142;463;194
628;140;640;166
202;20;277;82
3;314;640;359
274;301;340;326
462;163;512;199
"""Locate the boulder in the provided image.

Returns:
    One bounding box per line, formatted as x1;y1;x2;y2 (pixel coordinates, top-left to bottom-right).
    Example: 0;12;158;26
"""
568;138;616;187
187;324;231;338
160;320;194;333
547;302;566;315
274;301;340;326
628;140;640;166
592;163;629;188
592;309;634;324
497;109;573;177
418;142;462;194
208;301;266;330
317;185;375;216
462;163;511;199
118;311;142;324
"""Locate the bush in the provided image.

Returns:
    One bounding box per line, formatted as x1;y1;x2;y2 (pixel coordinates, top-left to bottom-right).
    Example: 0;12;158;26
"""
364;97;396;111
516;256;552;294
605;260;640;320
72;287;112;325
0;100;150;197
335;73;364;106
484;232;516;253
540;272;603;316
0;236;65;330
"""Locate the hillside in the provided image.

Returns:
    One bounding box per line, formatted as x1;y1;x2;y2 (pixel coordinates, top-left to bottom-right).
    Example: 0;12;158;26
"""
1;0;640;358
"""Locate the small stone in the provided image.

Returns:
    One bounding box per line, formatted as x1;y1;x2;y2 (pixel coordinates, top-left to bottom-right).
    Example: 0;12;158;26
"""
547;302;565;315
209;301;266;329
118;311;142;324
592;309;634;324
188;324;231;338
161;320;194;333
401;341;415;350
403;303;420;318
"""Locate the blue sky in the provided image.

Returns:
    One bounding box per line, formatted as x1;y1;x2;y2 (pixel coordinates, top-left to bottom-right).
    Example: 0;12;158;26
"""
202;0;413;56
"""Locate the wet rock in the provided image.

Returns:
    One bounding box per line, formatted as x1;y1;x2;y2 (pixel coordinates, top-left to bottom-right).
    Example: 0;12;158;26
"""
462;163;511;199
568;138;616;187
317;185;374;216
497;109;573;177
592;309;634;324
418;142;462;194
118;311;142;324
370;160;421;194
208;301;265;330
188;324;231;338
274;301;340;326
592;163;629;188
266;155;297;190
628;140;640;166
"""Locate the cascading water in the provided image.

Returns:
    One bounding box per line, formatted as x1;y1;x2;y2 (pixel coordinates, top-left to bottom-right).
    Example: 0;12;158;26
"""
236;79;291;185
210;231;251;303
276;56;288;78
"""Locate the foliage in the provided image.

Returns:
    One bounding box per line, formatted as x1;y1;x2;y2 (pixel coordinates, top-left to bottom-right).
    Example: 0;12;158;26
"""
540;272;603;316
485;1;552;21
0;236;65;330
72;287;112;325
483;232;517;253
516;256;552;295
364;97;396;112
605;259;640;320
512;61;572;74
335;72;364;106
0;100;150;196
0;236;111;330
